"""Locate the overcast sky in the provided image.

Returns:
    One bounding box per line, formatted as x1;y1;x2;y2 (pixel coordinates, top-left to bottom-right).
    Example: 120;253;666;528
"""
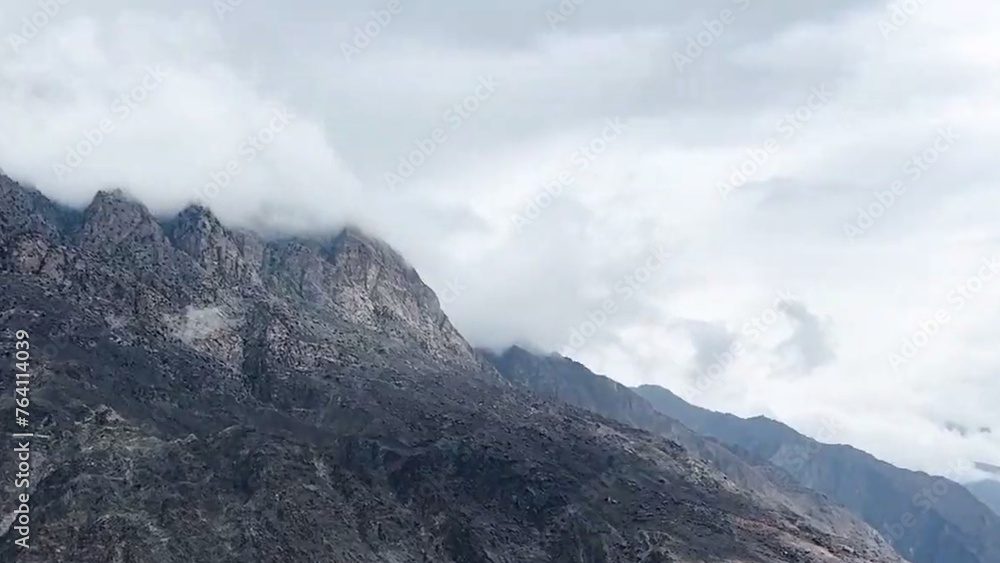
2;0;999;481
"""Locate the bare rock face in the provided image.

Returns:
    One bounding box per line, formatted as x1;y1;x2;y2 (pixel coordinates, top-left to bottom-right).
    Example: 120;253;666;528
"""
165;204;266;286
0;175;906;563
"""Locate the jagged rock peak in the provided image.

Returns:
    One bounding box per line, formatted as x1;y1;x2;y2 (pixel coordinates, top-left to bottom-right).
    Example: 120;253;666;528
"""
82;187;159;227
164;203;263;283
0;174;79;242
174;203;222;228
86;187;145;211
506;344;565;359
164;203;230;252
79;188;167;251
327;225;417;271
490;345;584;371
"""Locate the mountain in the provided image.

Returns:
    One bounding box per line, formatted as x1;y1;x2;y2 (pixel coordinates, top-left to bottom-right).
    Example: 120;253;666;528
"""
482;346;902;561
967;480;1000;517
634;384;1000;563
0;174;905;562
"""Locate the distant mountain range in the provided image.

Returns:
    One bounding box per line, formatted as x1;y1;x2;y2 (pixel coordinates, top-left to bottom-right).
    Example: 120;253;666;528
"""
633;384;1000;563
484;346;1000;563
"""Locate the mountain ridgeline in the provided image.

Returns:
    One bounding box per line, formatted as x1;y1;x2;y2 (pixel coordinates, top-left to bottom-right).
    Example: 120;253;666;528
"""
478;345;1000;563
0;174;908;562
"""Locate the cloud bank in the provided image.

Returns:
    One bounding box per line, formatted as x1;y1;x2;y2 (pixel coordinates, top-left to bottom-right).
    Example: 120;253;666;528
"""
2;0;1000;481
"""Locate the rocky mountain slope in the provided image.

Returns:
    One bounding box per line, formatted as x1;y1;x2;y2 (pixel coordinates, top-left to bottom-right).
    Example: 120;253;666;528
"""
634;385;1000;563
483;346;903;561
0;174;906;562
